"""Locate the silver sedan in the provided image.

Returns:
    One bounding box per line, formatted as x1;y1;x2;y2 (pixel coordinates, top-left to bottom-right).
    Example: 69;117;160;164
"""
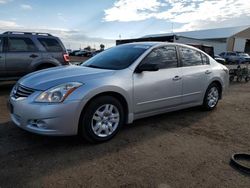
9;42;229;142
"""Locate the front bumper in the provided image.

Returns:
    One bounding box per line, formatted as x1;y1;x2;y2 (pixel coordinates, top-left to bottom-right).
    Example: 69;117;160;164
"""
8;96;84;136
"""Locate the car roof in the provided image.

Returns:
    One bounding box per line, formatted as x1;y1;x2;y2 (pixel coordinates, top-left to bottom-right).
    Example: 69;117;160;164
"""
0;31;57;39
118;42;162;48
117;42;208;53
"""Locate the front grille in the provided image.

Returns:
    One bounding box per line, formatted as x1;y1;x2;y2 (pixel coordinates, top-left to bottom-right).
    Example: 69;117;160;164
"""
12;84;35;99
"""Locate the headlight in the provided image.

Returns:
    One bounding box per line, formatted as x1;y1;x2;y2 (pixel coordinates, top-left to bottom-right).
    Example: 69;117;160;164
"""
35;82;82;103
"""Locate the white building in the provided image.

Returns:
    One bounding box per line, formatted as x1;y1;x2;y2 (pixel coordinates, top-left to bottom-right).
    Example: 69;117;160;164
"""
116;25;250;55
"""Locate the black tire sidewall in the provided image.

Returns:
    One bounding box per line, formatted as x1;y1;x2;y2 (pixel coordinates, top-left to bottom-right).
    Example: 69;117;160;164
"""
203;83;220;111
229;76;234;82
79;96;125;143
237;76;242;82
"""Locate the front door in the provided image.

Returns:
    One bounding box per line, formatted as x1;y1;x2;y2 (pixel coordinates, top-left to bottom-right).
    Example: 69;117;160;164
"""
133;46;182;114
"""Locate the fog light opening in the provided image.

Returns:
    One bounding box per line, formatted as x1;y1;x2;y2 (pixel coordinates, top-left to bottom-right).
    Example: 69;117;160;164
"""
29;119;47;129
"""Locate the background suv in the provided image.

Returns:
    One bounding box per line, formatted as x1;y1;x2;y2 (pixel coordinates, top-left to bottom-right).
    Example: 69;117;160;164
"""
0;31;69;81
219;51;250;64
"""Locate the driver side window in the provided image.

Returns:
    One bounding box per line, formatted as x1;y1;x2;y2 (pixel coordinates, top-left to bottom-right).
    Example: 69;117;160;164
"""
141;46;178;69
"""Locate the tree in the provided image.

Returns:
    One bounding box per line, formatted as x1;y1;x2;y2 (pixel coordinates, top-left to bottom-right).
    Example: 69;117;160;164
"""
84;46;91;51
100;44;105;51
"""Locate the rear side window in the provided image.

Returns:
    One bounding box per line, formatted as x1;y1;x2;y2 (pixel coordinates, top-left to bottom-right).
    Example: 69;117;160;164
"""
141;46;178;69
0;37;3;52
179;47;203;66
38;38;63;52
8;37;37;52
201;53;210;65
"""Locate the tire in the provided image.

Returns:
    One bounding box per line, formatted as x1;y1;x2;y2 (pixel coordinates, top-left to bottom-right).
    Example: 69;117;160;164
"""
79;96;125;143
229;75;234;82
203;83;220;111
237;76;242;82
245;77;250;82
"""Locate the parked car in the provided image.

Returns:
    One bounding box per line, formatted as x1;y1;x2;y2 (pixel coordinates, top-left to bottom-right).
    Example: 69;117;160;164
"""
91;49;104;57
219;51;250;64
69;50;80;56
237;52;250;63
214;55;226;64
76;50;92;57
67;49;72;54
8;42;229;143
0;31;69;81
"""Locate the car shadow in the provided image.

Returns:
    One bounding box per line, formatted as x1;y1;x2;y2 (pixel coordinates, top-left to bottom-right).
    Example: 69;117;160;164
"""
0;104;211;186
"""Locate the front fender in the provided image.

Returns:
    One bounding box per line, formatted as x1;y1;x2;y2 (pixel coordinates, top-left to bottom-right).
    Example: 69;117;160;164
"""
67;82;134;123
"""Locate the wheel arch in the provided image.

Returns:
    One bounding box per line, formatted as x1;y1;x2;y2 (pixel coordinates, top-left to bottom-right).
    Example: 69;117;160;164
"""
35;62;57;70
30;58;61;71
78;91;130;134
208;80;223;99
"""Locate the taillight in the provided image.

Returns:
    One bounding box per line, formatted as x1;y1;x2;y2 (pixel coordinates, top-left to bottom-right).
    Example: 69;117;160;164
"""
63;53;70;63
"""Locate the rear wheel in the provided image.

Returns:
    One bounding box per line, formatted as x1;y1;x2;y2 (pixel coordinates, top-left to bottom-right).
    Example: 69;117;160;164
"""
203;83;220;111
79;96;125;143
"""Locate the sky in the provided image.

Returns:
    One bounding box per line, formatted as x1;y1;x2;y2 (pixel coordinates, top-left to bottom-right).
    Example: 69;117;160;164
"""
0;0;250;49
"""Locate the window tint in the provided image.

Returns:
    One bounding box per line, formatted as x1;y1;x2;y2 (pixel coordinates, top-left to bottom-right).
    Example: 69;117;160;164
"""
8;37;37;52
38;38;63;52
0;37;3;52
141;46;178;69
179;47;203;66
201;53;210;65
83;45;148;70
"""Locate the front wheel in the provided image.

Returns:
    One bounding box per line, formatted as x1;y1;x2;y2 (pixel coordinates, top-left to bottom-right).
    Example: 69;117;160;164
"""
203;84;220;111
79;96;125;143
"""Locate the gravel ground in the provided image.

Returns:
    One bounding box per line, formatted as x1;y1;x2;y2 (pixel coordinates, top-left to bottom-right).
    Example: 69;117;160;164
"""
0;81;250;188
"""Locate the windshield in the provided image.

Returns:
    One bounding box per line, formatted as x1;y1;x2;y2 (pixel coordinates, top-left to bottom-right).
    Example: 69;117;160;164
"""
82;44;149;70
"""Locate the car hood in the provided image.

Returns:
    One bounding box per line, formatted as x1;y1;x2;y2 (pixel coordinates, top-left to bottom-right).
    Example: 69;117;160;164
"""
19;65;115;90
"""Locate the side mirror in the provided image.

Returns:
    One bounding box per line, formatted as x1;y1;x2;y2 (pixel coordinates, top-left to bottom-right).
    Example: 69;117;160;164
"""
135;63;159;73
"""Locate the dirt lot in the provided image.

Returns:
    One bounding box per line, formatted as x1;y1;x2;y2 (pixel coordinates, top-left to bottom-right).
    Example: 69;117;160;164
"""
0;81;250;188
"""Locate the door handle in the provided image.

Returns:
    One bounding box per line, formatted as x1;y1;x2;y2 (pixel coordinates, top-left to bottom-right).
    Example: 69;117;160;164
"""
205;70;212;74
30;54;38;58
172;76;182;81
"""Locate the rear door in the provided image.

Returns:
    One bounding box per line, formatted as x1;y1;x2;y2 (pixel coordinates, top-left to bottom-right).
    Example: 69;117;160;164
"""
37;38;65;63
178;46;211;105
0;37;5;76
133;46;182;114
5;37;40;77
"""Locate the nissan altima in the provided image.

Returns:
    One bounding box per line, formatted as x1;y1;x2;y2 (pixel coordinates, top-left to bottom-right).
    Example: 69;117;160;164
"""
9;42;229;142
